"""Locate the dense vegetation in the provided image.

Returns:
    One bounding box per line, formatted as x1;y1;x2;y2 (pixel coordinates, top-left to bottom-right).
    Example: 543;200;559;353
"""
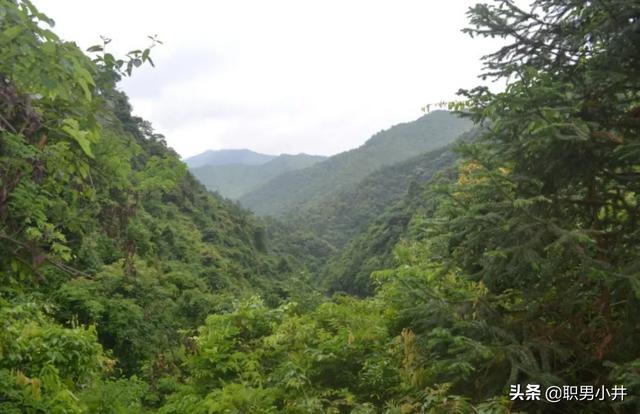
2;0;639;413
0;2;300;411
264;144;460;278
258;128;483;290
190;153;326;200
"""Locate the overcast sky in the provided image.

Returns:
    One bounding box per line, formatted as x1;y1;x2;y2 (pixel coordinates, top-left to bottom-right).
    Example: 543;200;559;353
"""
35;0;503;158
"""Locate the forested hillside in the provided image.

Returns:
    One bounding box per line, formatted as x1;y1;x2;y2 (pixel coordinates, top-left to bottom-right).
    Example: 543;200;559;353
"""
259;127;482;284
0;2;302;411
264;144;459;276
284;127;481;247
2;0;639;413
190;153;326;199
239;111;472;216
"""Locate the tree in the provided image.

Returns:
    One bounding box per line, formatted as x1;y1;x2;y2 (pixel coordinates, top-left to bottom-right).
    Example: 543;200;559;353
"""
380;0;640;412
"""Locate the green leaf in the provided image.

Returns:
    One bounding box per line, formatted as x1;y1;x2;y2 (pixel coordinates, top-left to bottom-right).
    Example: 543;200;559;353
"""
78;78;91;101
61;118;94;158
0;25;24;43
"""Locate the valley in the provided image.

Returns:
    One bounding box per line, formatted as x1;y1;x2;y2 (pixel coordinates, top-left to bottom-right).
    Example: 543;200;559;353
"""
1;1;638;413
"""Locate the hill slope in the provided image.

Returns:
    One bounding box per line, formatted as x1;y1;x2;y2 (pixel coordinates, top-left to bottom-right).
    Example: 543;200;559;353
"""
285;145;456;250
184;148;276;168
0;9;301;410
191;153;326;199
239;110;472;216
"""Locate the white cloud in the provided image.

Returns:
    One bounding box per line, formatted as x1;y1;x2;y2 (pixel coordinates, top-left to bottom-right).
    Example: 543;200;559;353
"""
34;0;504;158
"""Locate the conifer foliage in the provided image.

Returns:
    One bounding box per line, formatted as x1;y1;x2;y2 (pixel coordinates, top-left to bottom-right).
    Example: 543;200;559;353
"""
380;0;640;411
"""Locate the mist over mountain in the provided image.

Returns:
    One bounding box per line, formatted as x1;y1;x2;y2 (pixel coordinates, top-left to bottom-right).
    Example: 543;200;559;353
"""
239;110;473;216
184;148;277;168
190;153;326;199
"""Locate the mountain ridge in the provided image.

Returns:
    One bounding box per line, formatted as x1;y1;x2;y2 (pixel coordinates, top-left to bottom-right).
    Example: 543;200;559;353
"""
190;153;327;199
239;110;473;216
184;148;277;168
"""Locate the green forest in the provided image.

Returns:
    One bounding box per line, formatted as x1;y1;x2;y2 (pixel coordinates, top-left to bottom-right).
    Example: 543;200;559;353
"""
1;0;639;413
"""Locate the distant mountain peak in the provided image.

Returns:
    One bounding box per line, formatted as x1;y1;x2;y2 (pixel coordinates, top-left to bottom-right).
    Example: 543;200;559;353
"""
184;149;277;169
189;152;327;199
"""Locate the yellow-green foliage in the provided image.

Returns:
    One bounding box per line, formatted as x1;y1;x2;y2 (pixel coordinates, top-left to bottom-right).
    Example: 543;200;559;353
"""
0;299;105;413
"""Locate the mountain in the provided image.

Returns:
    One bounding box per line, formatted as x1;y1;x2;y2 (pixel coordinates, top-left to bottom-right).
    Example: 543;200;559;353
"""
295;127;482;250
317;133;480;296
265;129;479;279
190;153;326;199
261;128;481;285
6;1;640;413
283;145;456;250
184;149;276;168
239;110;473;216
322;184;428;296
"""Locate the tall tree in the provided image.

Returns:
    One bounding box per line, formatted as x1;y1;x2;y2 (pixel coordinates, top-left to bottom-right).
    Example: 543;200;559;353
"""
380;0;640;412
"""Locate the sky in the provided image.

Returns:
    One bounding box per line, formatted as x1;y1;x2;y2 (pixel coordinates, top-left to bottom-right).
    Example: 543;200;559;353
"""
35;0;504;159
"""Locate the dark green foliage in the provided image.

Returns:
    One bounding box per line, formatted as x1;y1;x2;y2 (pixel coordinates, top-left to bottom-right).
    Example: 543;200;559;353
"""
285;145;457;251
261;128;477;285
271;129;481;294
322;184;435;297
79;376;150;414
374;1;640;412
